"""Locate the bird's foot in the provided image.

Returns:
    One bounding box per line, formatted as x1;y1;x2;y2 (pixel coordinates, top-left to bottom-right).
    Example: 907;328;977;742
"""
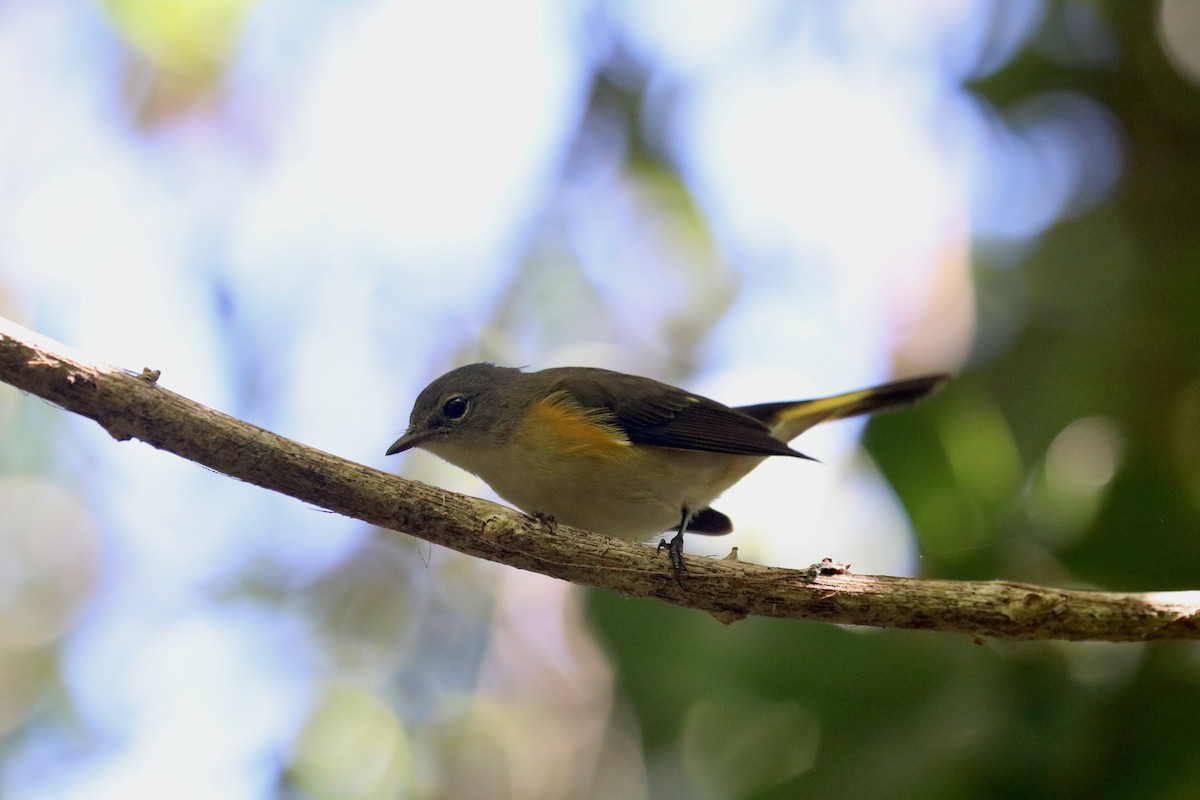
657;531;687;579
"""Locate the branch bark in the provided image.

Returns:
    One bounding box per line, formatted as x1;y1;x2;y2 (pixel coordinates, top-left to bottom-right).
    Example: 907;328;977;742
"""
1;316;1196;642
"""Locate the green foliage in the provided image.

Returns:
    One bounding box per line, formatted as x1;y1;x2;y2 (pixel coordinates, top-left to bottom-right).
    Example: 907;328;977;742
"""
588;4;1200;798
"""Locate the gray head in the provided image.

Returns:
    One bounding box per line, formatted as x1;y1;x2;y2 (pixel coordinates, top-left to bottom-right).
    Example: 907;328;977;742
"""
386;363;525;456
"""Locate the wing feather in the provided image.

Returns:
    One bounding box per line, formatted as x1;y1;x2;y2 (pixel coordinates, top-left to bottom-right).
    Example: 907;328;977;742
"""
537;368;808;459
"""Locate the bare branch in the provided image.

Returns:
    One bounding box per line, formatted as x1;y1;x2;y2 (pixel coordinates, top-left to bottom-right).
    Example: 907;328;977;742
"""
1;317;1196;641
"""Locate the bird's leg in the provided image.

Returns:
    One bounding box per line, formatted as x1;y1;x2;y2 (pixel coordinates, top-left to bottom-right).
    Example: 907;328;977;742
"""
657;509;690;578
531;510;558;533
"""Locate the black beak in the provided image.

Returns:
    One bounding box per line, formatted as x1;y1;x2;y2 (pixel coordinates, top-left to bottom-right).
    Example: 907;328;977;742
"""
386;428;431;456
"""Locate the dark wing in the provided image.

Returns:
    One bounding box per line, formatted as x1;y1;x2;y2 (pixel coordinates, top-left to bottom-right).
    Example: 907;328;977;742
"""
539;367;808;458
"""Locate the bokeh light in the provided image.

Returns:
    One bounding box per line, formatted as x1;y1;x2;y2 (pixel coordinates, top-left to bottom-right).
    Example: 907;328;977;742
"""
4;0;1189;797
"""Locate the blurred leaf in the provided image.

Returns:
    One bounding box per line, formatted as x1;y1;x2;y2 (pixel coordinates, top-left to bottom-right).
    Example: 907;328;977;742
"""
288;683;414;800
100;0;256;76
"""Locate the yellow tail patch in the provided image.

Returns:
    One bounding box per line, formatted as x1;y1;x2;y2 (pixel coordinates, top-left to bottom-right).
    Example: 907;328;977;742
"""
764;375;947;441
773;388;879;426
762;391;877;442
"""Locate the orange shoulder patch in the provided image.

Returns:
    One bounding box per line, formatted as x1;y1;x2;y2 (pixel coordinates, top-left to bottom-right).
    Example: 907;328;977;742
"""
527;391;631;458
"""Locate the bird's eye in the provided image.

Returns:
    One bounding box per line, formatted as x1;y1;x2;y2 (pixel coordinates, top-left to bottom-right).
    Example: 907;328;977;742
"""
442;395;469;420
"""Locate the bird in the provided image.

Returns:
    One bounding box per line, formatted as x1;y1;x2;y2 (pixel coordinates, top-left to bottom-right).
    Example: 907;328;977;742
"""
387;363;947;569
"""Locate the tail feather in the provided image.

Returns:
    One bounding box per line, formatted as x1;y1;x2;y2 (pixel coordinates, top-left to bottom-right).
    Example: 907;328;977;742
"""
736;374;949;442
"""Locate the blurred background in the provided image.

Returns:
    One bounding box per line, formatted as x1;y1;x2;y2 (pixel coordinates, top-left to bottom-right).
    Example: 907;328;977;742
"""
1;0;1198;797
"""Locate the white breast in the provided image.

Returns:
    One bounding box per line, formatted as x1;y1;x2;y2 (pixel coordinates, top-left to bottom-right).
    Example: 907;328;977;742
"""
427;436;765;540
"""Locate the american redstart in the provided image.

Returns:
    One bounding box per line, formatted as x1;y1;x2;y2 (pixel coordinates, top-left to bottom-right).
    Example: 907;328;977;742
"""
387;363;947;569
